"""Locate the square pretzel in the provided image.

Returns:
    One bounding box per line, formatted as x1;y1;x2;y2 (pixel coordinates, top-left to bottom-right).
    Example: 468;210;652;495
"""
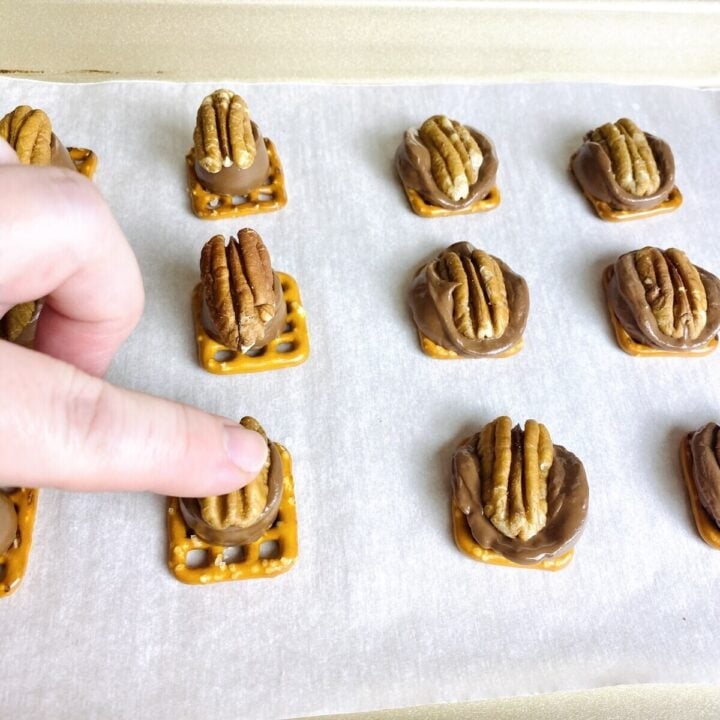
186;138;287;219
417;330;523;359
0;488;39;598
679;435;720;549
577;181;682;222
401;184;500;218
167;444;298;584
602;266;717;357
193;271;309;375
68;147;98;179
452;503;574;572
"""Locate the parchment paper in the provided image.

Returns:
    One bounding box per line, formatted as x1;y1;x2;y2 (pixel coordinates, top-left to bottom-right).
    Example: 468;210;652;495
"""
1;79;719;719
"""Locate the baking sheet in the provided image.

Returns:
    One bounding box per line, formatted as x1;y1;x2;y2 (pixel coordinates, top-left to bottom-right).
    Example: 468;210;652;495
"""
1;79;720;719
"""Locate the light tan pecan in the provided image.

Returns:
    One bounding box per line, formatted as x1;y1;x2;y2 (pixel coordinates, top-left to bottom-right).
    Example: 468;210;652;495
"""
436;247;509;339
0;105;53;166
478;417;553;541
590;118;660;196
201;229;276;351
417;115;483;202
200;417;271;529
193;89;256;173
633;247;707;340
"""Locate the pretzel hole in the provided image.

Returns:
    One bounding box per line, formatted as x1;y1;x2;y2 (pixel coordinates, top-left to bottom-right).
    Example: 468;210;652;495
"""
231;195;247;206
185;548;210;569
207;198;220;209
213;349;237;363
275;342;295;354
259;540;280;560
245;346;266;358
222;545;245;564
257;192;272;202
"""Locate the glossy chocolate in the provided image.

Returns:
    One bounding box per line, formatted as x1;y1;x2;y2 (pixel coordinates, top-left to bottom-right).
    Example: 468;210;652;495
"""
0;493;18;555
396;126;498;210
452;428;589;565
689;423;720;528
409;242;528;357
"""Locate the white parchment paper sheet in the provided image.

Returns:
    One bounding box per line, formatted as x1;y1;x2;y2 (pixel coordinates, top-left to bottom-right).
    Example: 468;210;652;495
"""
1;80;720;719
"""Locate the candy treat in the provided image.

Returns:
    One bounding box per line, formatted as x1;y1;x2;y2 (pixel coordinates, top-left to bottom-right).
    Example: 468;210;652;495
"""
0;105;96;348
193;228;309;374
603;247;720;357
451;417;588;571
570;117;681;221
167;417;298;584
680;423;720;549
395;114;500;217
409;241;528;358
186;89;286;219
0;488;39;598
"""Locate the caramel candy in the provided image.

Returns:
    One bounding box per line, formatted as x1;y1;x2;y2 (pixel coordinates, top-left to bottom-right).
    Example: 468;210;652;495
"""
179;417;283;546
452;417;588;567
409;242;528;358
605;247;720;355
571;118;680;220
396;115;499;216
200;229;287;353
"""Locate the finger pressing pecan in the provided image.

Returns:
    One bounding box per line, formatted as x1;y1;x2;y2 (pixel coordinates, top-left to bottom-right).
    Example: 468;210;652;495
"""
436;247;509;339
478;417;553;541
589;118;660;197
201;229;277;351
201;417;272;529
417;115;483;202
634;247;707;340
194;89;256;173
0;105;52;165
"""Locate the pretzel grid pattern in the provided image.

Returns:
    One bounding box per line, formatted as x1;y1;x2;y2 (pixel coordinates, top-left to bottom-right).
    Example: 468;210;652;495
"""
0;488;39;598
193;271;309;375
68;147;97;179
451;504;574;572
167;444;298;584
602;266;718;357
402;184;501;218
579;184;682;222
186;137;287;219
680;435;720;549
417;330;523;360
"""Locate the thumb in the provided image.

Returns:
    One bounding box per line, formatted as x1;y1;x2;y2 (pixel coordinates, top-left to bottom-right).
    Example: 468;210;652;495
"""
0;341;268;496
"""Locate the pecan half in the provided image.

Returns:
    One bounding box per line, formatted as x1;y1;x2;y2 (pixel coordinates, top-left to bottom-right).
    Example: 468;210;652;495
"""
417;115;483;202
589;118;660;197
436;247;509;339
200;229;277;351
633;247;707;340
193;89;256;173
0;301;37;343
201;417;272;529
478;417;553;541
0;105;52;165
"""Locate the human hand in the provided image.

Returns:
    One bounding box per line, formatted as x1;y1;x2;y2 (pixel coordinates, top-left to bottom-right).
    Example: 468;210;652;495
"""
0;138;267;495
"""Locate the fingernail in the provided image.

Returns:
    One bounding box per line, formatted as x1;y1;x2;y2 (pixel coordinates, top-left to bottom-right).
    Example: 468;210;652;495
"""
223;425;268;475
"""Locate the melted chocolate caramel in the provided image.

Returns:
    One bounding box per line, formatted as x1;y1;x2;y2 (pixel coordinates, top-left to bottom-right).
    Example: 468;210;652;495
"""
452;429;588;564
179;442;283;546
194;122;269;196
409;242;528;357
396;126;498;210
571;131;675;212
689;423;720;528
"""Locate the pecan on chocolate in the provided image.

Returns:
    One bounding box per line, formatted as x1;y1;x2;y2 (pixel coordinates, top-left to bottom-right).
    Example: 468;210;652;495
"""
201;417;273;530
194;89;256;173
417;115;483;202
589;119;660;197
437;246;509;340
200;229;280;352
0;105;53;165
478;417;553;541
